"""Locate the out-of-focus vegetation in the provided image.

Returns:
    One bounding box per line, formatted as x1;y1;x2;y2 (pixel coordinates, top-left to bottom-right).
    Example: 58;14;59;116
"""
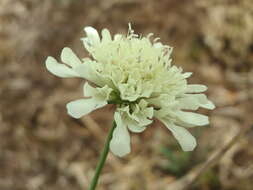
160;146;195;177
0;0;252;190
197;0;253;71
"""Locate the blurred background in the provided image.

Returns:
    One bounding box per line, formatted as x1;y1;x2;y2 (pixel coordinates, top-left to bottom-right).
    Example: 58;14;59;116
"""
0;0;253;189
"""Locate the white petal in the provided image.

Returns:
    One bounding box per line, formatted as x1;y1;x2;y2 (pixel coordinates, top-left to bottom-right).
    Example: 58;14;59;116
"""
186;85;207;93
66;98;107;119
153;108;172;119
73;62;104;86
73;62;93;79
178;96;200;110
61;47;82;67
154;42;163;48
147;94;176;107
101;28;112;42
110;112;131;157
114;34;122;40
179;94;208;110
201;100;215;110
183;72;192;78
84;26;100;46
118;83;139;102
81;37;93;53
192;94;209;104
83;82;112;101
145;107;154;119
179;94;215;111
45;56;79;78
159;118;197;151
128;123;146;133
83;82;97;97
118;105;150;133
176;111;209;126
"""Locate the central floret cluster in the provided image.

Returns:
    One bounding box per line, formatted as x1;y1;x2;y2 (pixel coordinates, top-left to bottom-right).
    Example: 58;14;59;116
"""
45;25;215;157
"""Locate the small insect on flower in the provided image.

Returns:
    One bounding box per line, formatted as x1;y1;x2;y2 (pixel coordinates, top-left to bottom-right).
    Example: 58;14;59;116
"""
45;24;215;157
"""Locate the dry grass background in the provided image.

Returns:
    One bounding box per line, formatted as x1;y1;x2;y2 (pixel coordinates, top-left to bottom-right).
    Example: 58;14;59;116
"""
0;0;253;190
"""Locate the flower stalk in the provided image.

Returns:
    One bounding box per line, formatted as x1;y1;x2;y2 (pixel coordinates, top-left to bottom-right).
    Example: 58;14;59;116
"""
88;121;116;190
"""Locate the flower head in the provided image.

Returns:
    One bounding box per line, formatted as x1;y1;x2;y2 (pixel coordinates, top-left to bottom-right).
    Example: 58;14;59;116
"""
45;24;215;157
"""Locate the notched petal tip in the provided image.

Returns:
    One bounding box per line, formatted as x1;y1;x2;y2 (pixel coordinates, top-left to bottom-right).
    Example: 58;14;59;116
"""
84;26;100;45
61;47;82;67
45;56;78;78
45;56;57;65
45;56;57;74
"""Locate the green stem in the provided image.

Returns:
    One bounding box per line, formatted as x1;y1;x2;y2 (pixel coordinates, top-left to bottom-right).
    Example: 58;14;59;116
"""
88;120;116;190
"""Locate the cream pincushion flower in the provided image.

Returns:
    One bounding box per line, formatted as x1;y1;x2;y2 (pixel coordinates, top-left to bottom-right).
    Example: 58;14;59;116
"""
45;24;215;157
